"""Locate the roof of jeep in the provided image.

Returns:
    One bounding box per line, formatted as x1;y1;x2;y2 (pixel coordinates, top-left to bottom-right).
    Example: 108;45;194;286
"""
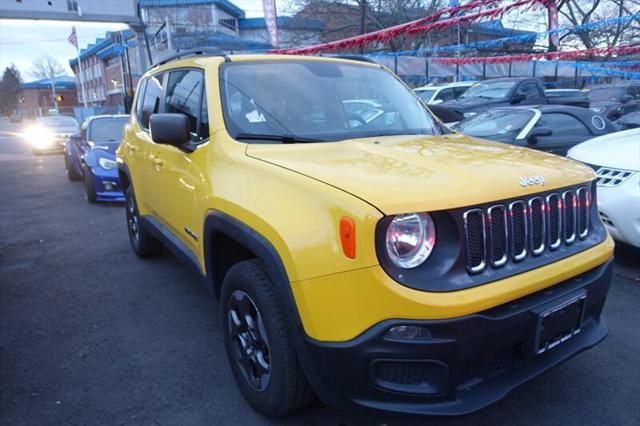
145;54;381;75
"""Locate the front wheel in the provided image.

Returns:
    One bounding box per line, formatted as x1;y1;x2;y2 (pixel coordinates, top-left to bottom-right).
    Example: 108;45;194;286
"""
65;154;81;181
82;165;97;203
125;186;163;257
221;260;314;417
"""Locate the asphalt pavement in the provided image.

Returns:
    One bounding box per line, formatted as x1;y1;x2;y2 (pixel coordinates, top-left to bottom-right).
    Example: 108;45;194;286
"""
1;121;639;426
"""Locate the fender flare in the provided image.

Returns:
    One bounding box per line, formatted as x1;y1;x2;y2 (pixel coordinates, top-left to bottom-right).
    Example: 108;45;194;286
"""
202;210;331;398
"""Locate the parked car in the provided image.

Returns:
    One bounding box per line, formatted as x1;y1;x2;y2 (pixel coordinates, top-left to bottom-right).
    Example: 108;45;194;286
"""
587;81;640;119
614;109;640;130
427;104;464;124
118;51;613;418
568;128;640;248
440;77;546;117
24;115;79;154
454;105;615;155
414;81;476;104
544;89;590;108
65;115;128;203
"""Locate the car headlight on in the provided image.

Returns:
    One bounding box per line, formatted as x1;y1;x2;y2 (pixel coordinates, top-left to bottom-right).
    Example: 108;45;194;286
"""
385;212;436;268
463;112;478;118
24;126;54;149
98;157;118;170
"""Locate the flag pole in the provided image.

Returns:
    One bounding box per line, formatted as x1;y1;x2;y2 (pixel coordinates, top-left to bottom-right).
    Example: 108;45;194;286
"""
74;28;88;108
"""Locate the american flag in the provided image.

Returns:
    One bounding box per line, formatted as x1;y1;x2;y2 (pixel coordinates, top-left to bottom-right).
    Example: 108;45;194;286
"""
68;26;78;49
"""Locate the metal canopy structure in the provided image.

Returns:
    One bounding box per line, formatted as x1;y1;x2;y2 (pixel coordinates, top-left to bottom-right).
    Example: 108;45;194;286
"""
0;0;140;24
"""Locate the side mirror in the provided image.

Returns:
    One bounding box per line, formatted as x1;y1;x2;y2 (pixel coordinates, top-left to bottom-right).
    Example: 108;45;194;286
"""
150;113;190;147
511;93;527;104
621;95;632;103
431;99;443;105
526;127;552;144
69;132;82;144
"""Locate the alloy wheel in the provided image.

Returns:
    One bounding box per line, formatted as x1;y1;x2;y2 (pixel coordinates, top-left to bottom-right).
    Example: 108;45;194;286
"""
126;196;140;243
228;290;271;391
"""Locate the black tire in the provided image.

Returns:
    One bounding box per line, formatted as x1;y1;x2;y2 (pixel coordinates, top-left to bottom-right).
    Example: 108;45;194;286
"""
125;186;163;257
82;165;97;204
65;155;81;181
221;260;314;417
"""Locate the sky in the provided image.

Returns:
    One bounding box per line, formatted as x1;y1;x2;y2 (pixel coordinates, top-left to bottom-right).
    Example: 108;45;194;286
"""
0;0;284;80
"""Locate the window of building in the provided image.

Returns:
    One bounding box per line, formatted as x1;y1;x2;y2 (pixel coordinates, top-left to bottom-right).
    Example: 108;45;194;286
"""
219;18;236;31
67;1;79;12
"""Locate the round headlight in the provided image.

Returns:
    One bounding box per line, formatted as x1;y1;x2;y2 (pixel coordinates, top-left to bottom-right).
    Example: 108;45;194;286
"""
98;157;118;170
385;212;436;268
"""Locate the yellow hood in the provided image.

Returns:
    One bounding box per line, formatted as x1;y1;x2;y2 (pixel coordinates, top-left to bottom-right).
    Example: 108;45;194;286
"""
246;133;595;215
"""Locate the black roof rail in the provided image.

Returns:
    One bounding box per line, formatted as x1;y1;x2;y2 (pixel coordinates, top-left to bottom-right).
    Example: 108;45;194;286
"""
329;55;379;65
152;47;228;68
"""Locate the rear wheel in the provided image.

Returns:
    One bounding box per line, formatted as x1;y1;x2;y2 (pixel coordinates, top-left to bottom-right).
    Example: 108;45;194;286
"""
125;186;163;257
221;260;314;417
82;165;97;203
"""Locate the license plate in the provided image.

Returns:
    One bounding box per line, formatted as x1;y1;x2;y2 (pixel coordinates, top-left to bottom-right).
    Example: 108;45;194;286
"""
535;294;586;355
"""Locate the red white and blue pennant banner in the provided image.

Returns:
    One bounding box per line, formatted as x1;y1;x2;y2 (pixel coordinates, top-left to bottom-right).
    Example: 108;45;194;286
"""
432;44;640;64
272;0;551;54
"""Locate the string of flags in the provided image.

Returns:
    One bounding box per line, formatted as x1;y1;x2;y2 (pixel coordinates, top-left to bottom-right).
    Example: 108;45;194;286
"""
271;0;551;55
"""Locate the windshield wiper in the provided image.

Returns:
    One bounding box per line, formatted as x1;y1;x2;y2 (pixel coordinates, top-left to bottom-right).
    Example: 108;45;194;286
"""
234;133;324;144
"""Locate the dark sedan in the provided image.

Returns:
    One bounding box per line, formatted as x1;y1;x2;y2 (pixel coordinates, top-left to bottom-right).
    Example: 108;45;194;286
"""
453;105;616;155
588;81;640;120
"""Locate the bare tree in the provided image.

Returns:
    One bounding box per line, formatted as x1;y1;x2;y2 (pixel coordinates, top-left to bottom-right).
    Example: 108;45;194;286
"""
288;0;446;52
556;0;640;51
30;56;67;113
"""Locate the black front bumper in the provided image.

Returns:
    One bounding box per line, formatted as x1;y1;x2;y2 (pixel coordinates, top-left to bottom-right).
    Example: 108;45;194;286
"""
299;259;612;417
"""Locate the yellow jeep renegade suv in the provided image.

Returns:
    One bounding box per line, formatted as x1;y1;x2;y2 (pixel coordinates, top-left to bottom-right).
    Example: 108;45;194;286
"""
117;49;614;418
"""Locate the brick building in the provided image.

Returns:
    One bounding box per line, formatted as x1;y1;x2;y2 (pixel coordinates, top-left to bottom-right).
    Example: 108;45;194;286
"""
69;30;141;111
19;77;77;118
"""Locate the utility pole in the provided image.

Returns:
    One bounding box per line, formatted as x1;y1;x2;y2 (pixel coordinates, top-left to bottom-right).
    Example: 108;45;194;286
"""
49;78;59;114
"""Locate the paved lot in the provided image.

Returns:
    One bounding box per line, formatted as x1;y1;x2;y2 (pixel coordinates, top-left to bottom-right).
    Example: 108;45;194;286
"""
1;127;639;426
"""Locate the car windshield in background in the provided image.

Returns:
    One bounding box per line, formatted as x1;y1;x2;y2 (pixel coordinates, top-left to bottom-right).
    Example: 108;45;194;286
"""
455;109;534;138
90;117;128;143
460;81;516;100
416;89;436;102
36;116;78;128
588;87;624;102
220;60;439;142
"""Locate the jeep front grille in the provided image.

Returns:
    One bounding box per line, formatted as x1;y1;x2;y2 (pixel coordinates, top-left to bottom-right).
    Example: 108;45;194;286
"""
463;185;592;274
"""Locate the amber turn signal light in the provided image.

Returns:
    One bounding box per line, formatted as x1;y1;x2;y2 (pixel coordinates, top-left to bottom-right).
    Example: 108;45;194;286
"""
340;217;356;259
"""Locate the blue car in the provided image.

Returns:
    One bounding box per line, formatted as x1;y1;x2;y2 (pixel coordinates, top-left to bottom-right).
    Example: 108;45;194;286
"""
64;115;129;203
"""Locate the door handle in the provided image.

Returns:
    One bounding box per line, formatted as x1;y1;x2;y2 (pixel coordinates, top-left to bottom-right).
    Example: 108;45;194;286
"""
153;157;165;168
129;145;138;152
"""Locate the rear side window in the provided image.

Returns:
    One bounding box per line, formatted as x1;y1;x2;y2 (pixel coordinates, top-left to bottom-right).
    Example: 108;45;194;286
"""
140;73;165;129
517;82;543;100
434;88;454;102
536;113;591;137
165;69;208;141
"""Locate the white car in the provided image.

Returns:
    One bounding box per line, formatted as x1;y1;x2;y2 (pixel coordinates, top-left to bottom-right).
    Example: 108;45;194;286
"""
568;128;640;248
414;81;476;105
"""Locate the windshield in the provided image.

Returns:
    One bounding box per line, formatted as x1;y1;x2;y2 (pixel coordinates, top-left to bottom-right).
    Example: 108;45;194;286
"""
415;89;437;102
461;81;516;100
90;117;128;143
220;60;439;142
455;109;534;138
588;87;624;102
36;116;78;128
